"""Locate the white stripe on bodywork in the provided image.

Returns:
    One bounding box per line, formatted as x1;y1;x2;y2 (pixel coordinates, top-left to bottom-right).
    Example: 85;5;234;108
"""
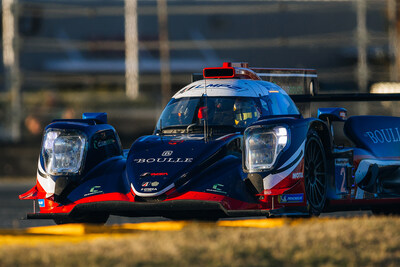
37;159;55;196
277;140;305;171
215;133;238;141
131;183;175;197
355;159;400;184
263;141;305;190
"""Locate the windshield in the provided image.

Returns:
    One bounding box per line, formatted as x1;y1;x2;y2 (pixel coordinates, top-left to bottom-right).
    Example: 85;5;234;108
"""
155;95;299;134
156;96;262;134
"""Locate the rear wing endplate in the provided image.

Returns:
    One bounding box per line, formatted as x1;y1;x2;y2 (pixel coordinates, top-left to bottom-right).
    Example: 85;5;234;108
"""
250;68;319;96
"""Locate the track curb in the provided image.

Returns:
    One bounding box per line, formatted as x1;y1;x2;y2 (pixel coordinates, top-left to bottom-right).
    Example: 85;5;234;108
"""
0;218;329;245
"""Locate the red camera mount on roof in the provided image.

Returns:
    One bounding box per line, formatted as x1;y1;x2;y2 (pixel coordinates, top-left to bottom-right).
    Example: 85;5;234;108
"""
203;62;261;80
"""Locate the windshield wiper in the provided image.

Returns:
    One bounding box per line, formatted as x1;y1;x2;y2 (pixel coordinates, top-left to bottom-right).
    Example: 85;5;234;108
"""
186;123;199;133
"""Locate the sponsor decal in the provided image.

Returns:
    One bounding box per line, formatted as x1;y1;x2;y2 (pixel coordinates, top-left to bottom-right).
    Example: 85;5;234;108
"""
140;180;160;188
141;187;157;192
151;172;168;176
134;158;193;163
292;172;303;179
169;140;185;145
364;127;400;144
213;184;223;190
84;185;104;197
178;83;245;94
94;139;116;149
162;150;173;157
335;158;349;165
206;183;227;195
38;199;45;207
335;158;349;194
339;111;347;120
278;193;304;203
140;172;168;177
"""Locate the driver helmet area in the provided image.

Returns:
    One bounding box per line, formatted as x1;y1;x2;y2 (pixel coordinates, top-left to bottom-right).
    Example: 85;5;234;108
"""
197;97;260;128
233;98;260;127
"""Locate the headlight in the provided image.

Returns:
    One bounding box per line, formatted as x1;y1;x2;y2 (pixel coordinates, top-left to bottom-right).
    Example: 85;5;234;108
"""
244;126;288;172
42;129;87;175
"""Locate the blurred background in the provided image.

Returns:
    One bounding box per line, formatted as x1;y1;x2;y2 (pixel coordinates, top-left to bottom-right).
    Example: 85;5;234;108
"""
1;0;400;178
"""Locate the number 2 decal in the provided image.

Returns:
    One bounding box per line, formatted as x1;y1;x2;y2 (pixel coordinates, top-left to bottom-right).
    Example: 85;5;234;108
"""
340;167;347;193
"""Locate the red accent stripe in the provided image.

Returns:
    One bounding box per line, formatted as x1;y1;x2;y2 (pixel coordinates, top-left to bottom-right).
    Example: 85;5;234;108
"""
19;181;49;200
19;185;38;200
38;192;132;214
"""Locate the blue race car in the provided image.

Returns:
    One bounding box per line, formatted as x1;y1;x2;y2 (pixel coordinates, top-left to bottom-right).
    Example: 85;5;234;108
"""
20;62;400;224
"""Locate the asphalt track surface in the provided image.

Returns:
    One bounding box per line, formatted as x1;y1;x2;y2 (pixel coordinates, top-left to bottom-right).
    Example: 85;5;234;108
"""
0;180;371;229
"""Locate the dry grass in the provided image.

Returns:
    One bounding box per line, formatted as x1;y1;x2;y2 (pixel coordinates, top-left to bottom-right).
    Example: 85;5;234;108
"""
0;216;399;267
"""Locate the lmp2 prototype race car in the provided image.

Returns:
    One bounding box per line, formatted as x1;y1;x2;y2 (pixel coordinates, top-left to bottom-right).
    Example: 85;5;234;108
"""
20;62;400;224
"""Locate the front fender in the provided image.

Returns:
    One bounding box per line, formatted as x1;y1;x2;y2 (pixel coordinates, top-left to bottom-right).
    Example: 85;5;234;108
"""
247;117;320;172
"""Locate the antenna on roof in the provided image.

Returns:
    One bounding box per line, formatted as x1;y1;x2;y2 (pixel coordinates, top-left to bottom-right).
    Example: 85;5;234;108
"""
203;75;208;143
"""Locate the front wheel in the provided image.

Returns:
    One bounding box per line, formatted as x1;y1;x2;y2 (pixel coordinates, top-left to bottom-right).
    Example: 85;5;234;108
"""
304;132;327;216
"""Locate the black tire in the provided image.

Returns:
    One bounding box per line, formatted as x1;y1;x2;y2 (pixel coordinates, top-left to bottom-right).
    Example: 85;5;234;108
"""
304;131;327;216
54;213;109;225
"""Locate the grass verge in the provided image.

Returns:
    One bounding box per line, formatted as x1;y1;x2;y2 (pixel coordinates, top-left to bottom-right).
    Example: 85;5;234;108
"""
0;216;399;267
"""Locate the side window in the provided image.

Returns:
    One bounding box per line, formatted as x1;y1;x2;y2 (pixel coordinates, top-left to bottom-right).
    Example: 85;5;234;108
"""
268;93;299;115
158;98;198;128
267;94;282;114
282;94;299;114
92;130;122;159
259;98;271;116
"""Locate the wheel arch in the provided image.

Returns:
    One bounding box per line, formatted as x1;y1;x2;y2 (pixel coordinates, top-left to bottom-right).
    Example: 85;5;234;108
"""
308;120;332;159
304;119;332;215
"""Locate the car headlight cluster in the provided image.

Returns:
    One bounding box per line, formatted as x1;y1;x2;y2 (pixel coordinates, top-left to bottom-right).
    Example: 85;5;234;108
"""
244;126;289;172
42;129;87;175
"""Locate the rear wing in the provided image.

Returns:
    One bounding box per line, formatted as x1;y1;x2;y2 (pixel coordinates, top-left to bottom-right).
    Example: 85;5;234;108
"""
191;63;400;102
291;93;400;103
293;92;400;119
250;68;319;96
191;62;319;96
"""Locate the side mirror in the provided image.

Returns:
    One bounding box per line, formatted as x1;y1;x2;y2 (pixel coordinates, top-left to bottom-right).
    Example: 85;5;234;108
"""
82;112;108;124
317;107;347;122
